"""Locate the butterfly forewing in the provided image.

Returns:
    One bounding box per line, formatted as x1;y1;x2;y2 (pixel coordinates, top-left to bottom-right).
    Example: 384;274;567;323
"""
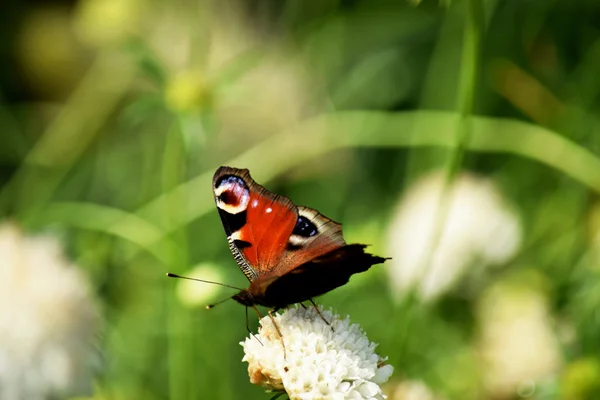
213;167;298;279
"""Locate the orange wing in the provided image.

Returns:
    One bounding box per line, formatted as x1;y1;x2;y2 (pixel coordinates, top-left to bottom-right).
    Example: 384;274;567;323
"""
213;167;346;281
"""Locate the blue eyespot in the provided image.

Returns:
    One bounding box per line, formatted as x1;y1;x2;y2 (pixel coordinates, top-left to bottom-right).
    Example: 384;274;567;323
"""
215;175;246;190
293;216;318;237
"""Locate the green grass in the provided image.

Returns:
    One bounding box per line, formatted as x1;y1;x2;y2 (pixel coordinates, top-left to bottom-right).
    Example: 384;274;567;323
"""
2;0;600;399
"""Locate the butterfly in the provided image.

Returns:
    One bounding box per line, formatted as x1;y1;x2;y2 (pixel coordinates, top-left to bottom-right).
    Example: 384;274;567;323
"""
213;166;388;312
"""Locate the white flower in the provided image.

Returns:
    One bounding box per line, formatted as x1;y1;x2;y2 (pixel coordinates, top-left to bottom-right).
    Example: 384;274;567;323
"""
386;171;522;302
241;306;393;400
476;273;562;398
0;222;99;400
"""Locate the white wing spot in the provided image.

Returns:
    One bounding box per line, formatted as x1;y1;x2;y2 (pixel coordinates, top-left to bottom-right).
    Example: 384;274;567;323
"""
230;231;243;240
266;207;272;213
251;199;259;208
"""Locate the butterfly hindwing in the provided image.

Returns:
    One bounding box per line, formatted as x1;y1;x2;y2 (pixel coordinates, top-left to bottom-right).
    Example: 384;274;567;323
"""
277;206;346;271
264;244;388;308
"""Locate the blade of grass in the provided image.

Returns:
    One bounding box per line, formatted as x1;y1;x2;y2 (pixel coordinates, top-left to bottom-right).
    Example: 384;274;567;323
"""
33;202;180;265
162;119;192;400
37;111;600;261
0;51;136;221
393;0;484;365
136;109;600;235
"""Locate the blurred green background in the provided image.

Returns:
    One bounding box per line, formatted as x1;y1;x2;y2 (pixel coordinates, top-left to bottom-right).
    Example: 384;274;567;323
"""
2;0;600;399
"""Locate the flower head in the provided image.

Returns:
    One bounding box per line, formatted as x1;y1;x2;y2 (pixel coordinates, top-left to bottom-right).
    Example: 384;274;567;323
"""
386;171;522;302
147;4;316;147
241;306;393;400
476;272;561;397
0;222;99;399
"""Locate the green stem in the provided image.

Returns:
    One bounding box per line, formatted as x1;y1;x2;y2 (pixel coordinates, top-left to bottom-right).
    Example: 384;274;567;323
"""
395;0;484;359
445;0;482;180
162;121;192;400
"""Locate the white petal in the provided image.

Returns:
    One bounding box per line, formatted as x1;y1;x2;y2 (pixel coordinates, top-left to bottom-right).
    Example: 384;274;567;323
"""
241;306;393;399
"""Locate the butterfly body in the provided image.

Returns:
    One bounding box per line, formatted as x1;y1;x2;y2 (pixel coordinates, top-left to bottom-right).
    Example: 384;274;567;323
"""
213;166;387;310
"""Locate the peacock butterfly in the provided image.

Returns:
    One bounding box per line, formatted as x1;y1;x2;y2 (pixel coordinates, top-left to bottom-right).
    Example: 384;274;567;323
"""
212;166;388;311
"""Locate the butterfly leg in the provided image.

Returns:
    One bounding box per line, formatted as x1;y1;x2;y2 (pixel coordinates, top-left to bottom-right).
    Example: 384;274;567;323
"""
251;304;264;319
268;309;287;360
247;306;263;346
309;299;333;331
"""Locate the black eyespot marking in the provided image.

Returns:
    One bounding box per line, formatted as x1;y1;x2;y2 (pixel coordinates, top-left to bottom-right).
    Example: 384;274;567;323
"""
218;209;247;235
215;175;250;210
292;216;318;238
219;190;238;206
233;239;252;249
215;175;246;190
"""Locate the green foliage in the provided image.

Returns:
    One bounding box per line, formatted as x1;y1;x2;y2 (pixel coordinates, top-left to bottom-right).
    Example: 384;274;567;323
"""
2;0;600;399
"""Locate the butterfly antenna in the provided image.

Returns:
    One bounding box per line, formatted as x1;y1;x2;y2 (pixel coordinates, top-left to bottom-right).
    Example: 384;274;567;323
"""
206;295;235;310
166;273;242;310
166;273;243;291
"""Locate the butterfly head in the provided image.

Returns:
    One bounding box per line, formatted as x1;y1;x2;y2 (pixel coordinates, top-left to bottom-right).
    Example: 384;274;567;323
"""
231;275;281;308
231;289;256;307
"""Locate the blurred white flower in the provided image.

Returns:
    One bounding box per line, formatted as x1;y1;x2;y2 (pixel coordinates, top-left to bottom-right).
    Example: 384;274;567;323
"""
175;262;225;307
241;305;393;400
151;6;254;115
149;5;316;153
386;171;522;302
0;223;99;400
476;274;562;398
390;380;444;400
213;55;313;145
